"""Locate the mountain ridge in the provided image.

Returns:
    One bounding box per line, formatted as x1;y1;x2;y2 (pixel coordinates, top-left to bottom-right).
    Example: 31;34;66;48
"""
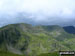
0;23;75;56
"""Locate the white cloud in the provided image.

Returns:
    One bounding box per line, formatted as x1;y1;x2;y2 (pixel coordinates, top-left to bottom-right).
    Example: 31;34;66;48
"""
0;0;75;26
62;8;72;15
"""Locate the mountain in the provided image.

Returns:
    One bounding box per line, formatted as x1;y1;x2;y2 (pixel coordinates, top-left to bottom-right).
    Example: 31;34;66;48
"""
63;26;75;34
0;23;75;56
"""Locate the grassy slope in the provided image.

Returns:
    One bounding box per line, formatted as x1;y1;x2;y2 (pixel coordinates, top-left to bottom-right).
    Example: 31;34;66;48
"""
0;51;59;56
0;23;75;56
0;51;73;56
61;38;75;50
38;52;59;56
0;51;24;56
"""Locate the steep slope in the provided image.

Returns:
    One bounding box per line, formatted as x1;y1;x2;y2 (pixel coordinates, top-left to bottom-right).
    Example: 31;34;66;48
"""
0;23;75;56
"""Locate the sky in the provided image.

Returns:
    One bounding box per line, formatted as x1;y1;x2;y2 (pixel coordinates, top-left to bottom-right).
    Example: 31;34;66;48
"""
0;0;75;27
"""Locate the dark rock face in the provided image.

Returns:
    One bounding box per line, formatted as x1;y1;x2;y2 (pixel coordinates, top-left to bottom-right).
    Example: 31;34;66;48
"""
63;26;75;34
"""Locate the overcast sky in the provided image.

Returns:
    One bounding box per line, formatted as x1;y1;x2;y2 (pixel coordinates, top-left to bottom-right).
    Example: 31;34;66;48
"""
0;0;75;27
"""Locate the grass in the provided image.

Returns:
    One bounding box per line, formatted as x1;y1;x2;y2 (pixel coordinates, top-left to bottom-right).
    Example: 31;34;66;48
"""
0;51;25;56
61;55;74;56
0;51;74;56
38;52;59;56
38;52;74;56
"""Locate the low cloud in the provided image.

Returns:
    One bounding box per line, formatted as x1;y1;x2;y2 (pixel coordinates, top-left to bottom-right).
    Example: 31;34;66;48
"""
0;0;75;26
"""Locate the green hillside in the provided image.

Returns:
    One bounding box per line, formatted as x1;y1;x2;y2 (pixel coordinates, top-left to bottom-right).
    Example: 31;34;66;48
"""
0;23;75;56
38;52;59;56
0;51;24;56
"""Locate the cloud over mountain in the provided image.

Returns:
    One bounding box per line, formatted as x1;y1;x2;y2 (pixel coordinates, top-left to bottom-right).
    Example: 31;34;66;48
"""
0;0;75;26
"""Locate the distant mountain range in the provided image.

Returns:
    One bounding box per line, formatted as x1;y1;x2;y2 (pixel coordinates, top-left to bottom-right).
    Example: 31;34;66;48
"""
0;23;75;56
63;26;75;34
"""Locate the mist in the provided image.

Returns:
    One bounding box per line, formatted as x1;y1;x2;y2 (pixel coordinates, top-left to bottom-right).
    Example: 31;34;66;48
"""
0;0;75;27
